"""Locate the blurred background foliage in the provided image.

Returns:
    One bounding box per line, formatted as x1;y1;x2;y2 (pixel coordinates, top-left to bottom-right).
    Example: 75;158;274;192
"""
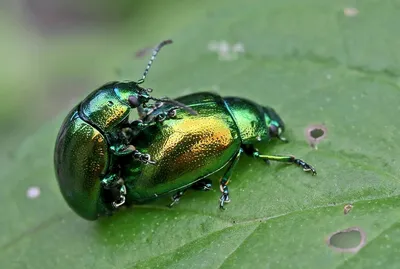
0;0;208;141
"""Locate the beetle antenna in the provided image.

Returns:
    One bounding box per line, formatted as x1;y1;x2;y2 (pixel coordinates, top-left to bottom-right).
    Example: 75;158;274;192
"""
149;97;198;115
137;39;173;85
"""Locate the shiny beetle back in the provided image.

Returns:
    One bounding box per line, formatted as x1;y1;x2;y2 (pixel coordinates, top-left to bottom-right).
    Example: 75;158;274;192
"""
54;107;110;220
80;82;131;132
125;92;242;201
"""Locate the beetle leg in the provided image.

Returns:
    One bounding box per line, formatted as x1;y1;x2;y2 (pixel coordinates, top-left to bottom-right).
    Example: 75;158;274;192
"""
125;106;179;138
112;184;127;208
101;174;127;208
140;106;179;126
132;150;156;165
155;107;178;123
168;189;187;208
242;144;270;165
246;145;317;175
137;105;147;119
110;144;137;157
219;148;243;210
111;142;156;165
258;154;317;175
101;174;120;188
110;138;156;165
129;120;153;135
191;178;212;191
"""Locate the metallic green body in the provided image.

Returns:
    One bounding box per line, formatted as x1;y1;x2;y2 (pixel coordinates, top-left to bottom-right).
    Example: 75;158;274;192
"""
54;107;109;220
80;81;135;131
54;81;149;220
121;92;279;203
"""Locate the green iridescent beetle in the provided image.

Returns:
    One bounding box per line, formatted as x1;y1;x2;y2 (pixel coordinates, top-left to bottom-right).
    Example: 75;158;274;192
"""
54;40;316;221
115;92;317;212
54;40;196;220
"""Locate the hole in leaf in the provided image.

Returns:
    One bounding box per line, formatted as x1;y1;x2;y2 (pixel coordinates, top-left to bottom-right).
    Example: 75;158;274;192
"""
310;128;324;139
305;124;327;149
330;231;360;248
327;227;366;253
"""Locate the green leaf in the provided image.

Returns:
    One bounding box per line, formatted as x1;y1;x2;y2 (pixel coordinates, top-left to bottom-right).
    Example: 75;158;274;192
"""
2;0;400;268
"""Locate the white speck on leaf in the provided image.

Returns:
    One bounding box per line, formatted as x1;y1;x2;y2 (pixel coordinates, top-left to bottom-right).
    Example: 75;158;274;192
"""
207;40;245;61
218;41;231;61
344;8;359;17
26;186;40;199
207;40;219;51
232;42;245;53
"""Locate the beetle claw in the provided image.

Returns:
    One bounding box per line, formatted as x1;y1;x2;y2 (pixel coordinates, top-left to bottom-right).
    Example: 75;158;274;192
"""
219;185;230;210
191;178;213;191
167;190;186;208
132;150;156;165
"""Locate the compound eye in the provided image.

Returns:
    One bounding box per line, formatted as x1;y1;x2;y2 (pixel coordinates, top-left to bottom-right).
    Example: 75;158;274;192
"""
269;124;278;137
128;95;140;108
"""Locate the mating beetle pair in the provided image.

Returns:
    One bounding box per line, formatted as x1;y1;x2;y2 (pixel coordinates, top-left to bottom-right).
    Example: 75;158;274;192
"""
54;40;316;221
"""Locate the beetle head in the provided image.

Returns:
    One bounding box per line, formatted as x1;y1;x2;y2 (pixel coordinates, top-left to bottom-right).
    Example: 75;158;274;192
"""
263;106;287;142
80;40;175;132
79;81;145;132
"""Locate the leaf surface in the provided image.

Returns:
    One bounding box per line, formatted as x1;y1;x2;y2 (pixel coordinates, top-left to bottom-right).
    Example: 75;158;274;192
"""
1;0;400;268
